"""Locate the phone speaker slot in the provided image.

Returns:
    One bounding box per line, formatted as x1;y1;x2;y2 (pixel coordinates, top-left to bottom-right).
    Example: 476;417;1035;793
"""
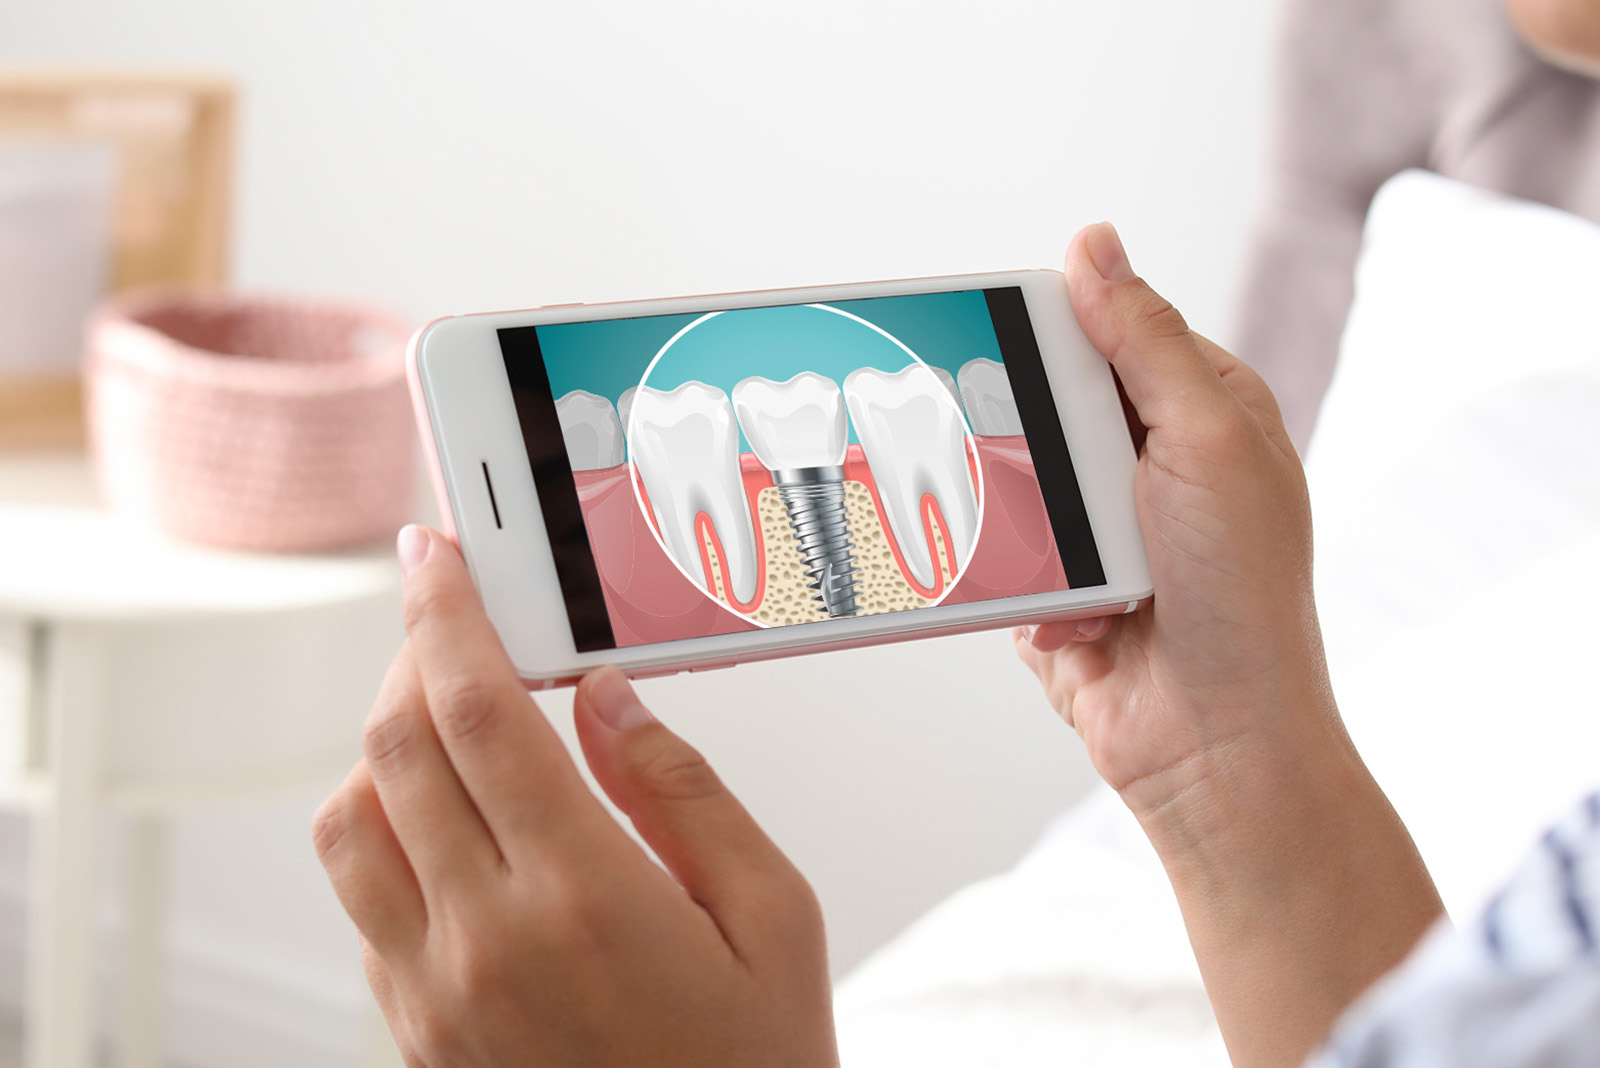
481;462;503;529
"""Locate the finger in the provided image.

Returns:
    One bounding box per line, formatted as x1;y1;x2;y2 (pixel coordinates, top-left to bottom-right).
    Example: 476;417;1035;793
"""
1063;223;1239;434
1072;616;1113;643
1014;626;1047;676
1027;621;1078;653
572;667;822;955
1013;629;1081;729
362;937;428;1068
363;642;503;895
1192;333;1298;459
312;759;427;955
1019;617;1114;655
397;525;602;858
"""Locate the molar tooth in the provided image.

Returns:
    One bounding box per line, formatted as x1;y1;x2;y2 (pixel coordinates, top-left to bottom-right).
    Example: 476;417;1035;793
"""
555;390;626;471
629;382;759;606
958;357;1024;437
843;364;980;590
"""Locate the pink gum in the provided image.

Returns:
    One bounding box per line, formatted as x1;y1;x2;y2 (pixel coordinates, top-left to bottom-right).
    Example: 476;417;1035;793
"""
940;434;1071;605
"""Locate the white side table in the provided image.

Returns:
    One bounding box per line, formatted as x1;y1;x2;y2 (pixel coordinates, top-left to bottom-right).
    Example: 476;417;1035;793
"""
0;453;404;1068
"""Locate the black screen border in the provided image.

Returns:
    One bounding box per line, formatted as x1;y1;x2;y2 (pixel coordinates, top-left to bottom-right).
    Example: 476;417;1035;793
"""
984;287;1108;589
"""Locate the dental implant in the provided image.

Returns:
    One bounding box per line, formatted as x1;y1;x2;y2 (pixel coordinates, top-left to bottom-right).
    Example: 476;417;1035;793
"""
732;372;861;618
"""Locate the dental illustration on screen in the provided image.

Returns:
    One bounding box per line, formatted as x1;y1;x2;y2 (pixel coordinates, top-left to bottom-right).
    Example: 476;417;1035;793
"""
544;294;1076;648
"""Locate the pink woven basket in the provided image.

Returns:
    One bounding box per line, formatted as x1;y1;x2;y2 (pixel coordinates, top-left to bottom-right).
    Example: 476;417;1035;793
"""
85;291;416;552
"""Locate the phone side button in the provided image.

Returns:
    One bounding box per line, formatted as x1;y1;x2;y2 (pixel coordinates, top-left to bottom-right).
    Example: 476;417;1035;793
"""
540;301;586;309
628;667;681;680
688;662;734;674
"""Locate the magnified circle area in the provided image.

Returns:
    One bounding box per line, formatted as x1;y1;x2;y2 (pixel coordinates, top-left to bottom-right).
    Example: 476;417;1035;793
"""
624;304;985;627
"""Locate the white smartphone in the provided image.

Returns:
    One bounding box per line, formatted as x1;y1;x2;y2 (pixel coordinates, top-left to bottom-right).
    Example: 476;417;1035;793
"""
409;269;1151;688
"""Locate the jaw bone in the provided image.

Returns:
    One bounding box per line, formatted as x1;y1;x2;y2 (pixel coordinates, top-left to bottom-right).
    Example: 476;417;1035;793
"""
957;358;1024;437
555;390;626;471
843;364;980;591
629;382;760;606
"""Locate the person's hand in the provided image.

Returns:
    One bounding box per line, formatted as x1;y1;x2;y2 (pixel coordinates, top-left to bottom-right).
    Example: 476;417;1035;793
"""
1016;224;1442;1068
1016;221;1334;815
312;526;837;1068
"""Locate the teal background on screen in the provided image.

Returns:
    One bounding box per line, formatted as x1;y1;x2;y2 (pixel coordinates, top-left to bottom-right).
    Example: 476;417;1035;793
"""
537;289;1004;451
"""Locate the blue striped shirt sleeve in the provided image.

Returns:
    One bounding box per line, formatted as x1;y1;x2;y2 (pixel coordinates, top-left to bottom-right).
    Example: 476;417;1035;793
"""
1307;792;1600;1068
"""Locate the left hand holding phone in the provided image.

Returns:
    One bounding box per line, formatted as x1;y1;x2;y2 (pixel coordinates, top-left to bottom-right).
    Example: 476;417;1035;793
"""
312;525;839;1067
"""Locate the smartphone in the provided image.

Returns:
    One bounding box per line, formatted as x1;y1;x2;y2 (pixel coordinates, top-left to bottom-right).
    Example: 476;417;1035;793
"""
409;270;1151;688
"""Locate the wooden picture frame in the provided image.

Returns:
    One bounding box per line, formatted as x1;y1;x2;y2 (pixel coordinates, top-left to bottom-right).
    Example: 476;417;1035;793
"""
0;71;234;450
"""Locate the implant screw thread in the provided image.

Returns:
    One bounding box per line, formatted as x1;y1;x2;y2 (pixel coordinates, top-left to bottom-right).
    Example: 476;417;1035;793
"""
773;467;860;618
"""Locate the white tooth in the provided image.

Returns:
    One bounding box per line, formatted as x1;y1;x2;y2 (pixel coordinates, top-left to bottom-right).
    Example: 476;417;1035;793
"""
930;366;962;411
731;372;847;470
843;364;979;590
617;387;636;438
957;357;1023;436
629;382;759;604
555;390;625;471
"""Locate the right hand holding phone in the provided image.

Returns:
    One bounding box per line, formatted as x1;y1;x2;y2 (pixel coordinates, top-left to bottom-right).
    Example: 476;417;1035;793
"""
1016;222;1336;818
1016;225;1442;1068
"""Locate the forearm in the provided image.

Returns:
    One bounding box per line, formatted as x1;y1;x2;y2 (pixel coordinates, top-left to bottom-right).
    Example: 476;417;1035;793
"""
1130;707;1444;1068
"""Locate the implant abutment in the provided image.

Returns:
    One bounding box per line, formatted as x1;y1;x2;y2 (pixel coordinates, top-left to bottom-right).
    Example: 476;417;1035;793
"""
771;466;860;618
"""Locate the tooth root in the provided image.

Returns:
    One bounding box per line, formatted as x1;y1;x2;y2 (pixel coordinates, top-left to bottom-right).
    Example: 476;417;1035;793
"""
958;358;1024;437
555;390;626;471
844;364;980;591
628;382;759;605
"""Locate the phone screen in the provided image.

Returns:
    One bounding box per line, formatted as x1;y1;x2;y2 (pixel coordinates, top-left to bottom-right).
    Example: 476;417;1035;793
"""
497;286;1106;652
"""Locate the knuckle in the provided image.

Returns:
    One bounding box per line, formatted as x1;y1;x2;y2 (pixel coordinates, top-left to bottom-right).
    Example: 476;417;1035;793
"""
756;866;828;956
429;675;502;744
310;791;354;860
1176;396;1255;458
401;577;456;635
1124;284;1190;341
363;704;417;770
780;869;825;933
631;737;724;804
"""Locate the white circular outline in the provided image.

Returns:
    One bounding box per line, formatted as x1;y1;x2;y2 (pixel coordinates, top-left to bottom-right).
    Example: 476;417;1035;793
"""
623;303;986;627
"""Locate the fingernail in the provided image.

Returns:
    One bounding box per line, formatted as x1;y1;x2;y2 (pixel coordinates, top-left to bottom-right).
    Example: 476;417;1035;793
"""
1075;618;1109;641
1021;625;1038;642
397;525;430;578
1085;222;1135;282
588;667;655;732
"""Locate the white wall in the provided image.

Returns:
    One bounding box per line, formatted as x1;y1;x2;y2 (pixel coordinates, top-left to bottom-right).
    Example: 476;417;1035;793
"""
1;1;1283;1062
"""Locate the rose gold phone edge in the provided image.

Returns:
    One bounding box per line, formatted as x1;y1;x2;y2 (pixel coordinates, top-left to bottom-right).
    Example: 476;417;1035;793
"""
408;271;1153;689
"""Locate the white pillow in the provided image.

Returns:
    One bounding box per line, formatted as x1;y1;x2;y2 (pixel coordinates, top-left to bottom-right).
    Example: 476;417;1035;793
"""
1308;169;1600;920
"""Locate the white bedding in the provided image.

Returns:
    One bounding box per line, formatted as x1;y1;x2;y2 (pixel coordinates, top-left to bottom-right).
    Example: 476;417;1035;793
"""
834;171;1600;1066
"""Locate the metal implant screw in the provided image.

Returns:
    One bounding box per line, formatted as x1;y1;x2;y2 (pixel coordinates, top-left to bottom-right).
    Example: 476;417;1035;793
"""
772;466;860;618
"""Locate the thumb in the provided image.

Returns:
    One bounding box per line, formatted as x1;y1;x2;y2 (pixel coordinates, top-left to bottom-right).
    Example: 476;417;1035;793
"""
572;667;819;949
1064;223;1237;436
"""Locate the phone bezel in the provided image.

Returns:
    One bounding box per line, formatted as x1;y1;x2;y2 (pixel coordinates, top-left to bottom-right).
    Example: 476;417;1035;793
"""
412;269;1151;686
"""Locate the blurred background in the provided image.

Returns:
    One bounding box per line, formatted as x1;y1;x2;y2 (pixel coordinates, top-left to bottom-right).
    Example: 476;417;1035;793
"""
0;0;1283;1064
